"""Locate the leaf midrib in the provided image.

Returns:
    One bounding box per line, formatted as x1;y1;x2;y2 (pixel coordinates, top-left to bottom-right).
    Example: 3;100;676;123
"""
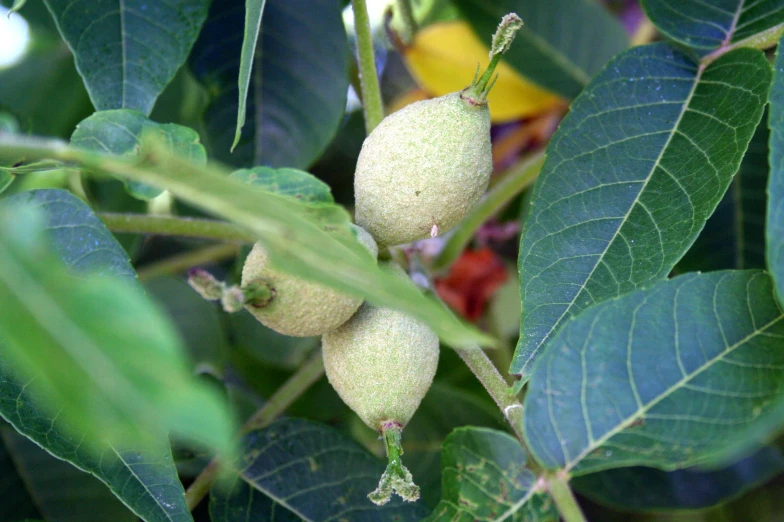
565;275;784;472
528;60;706;366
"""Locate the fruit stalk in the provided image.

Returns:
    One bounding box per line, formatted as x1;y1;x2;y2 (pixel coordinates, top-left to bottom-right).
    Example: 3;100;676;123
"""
368;422;420;505
351;0;385;133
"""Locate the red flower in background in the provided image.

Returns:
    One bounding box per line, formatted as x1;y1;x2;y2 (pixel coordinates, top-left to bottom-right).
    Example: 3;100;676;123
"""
435;248;508;321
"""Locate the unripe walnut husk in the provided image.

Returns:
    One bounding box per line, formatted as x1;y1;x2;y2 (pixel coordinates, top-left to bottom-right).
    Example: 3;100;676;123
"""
322;302;439;430
354;91;492;246
241;225;377;337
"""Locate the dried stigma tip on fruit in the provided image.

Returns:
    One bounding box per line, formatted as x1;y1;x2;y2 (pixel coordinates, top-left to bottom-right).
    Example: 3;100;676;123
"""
240;224;377;337
354;14;523;246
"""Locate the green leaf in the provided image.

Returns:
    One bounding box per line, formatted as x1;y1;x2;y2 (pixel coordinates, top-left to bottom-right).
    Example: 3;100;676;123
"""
233;0;267;151
572;446;784;512
210;418;428;521
0;196;209;521
524;270;784;475
71;109;207;200
0;427;137;522
190;0;349;168
0;198;235;458
452;0;628;99
43;0;211;114
424;427;557;522
677;120;769;273
642;0;784;57
144;277;229;376
0;427;40;521
768;35;784;306
231;166;334;204
514;44;771;377
8;0;27;15
6;189;135;280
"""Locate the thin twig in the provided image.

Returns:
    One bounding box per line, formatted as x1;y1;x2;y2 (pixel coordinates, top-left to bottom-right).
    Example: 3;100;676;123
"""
432;152;544;272
98;213;257;243
184;350;325;511
136;243;240;281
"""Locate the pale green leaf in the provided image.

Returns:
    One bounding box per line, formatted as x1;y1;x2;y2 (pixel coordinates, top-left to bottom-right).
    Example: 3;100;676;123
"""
514;44;771;377
0;199;235;459
0;194;197;521
452;0;628;99
524;270;784;475
232;0;267;151
43;0;210;114
231;166;334;203
424;427;557;522
210;418;428;521
642;0;784;57
190;0;348;168
71;109;207;200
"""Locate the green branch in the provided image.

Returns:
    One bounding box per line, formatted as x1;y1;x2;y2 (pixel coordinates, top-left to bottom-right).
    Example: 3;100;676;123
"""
185;349;325;510
136;243;240;281
352;0;385;133
98;213;258;243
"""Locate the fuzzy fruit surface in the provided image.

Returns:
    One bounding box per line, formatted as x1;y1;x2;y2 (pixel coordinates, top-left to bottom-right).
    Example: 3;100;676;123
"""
354;91;492;246
241;225;377;337
322;303;439;430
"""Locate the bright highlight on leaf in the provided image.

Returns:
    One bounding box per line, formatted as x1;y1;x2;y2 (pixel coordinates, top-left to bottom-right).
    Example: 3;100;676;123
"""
403;21;562;122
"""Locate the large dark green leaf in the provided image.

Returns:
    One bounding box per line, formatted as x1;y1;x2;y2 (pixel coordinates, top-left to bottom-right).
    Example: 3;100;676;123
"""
677;119;769;273
572;446;784;512
43;0;210;114
524;270;784;475
190;0;349;168
210;418;428;521
71;109;207;200
642;0;784;57
424;427;557;522
6;189;135;279
514;44;771;377
452;0;628;99
0;427;137;522
769;34;784;306
0;427;40;521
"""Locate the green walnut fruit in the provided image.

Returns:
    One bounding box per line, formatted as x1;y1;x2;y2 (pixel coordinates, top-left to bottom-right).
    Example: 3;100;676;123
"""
353;13;523;247
354;91;491;247
241;224;377;337
322;302;439;430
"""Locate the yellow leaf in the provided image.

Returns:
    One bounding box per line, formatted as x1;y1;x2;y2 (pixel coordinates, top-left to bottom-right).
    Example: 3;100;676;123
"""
403;21;563;122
